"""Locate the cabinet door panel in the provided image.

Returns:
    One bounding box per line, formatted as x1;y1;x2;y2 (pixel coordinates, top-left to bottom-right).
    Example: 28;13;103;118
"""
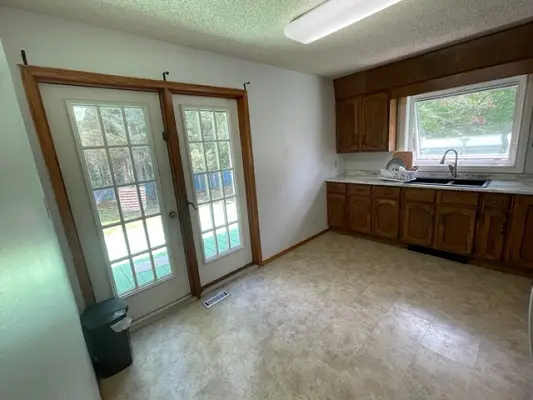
434;206;477;255
327;193;347;230
476;209;508;261
360;92;389;151
349;195;372;233
400;202;434;246
506;196;533;268
373;198;399;239
336;99;359;153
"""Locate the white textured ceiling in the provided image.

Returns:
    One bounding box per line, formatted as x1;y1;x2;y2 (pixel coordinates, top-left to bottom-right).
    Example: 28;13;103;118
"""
1;0;533;77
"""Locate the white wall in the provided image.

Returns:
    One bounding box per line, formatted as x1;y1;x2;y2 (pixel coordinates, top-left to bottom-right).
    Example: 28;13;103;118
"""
0;41;101;400
0;7;338;301
342;152;393;172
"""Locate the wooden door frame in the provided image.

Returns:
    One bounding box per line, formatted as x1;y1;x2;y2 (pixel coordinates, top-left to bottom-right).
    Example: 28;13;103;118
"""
20;65;262;306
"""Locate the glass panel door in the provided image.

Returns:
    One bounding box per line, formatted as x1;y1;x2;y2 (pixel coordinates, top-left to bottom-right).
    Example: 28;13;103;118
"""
182;108;243;262
68;102;174;296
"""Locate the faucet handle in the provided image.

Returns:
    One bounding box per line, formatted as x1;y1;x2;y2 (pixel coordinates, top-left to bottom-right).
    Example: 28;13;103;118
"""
447;164;455;176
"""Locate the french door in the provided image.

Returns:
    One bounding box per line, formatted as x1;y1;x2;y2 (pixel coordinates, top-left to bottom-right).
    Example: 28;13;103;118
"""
172;95;252;285
40;85;190;320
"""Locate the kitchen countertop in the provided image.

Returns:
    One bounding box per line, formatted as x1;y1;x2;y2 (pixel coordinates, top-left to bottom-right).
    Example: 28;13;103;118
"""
327;175;533;196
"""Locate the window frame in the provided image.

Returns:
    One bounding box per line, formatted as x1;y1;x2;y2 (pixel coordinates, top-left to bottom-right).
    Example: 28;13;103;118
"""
402;75;532;173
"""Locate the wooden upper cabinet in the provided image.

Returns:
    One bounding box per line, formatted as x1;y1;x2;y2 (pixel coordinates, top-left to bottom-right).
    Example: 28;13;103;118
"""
359;92;393;152
336;99;359;153
434;206;477;255
349;194;372;233
505;196;533;268
401;202;435;247
327;193;347;230
373;198;399;239
476;209;508;261
335;91;395;153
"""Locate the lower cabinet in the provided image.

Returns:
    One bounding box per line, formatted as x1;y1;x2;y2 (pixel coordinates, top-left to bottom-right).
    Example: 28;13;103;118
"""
434;206;477;255
327;193;346;230
400;202;434;247
373;198;399;239
349;195;372;233
326;183;532;270
506;196;533;268
476;209;508;261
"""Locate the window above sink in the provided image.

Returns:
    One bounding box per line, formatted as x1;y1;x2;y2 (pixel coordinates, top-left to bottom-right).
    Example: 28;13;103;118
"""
400;75;533;174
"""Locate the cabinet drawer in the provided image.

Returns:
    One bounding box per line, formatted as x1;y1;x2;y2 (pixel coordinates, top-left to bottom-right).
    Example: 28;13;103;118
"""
349;184;372;196
482;193;511;210
437;191;479;206
402;188;435;203
327;182;346;194
373;186;400;199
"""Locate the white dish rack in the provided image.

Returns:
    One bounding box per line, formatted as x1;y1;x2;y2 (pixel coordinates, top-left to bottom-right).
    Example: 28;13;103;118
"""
379;169;417;183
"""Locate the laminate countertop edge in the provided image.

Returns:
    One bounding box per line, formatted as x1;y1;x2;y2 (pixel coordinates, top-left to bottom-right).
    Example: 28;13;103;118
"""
326;176;533;196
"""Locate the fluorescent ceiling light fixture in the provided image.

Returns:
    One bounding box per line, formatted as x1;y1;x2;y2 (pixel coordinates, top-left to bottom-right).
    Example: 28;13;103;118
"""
285;0;405;44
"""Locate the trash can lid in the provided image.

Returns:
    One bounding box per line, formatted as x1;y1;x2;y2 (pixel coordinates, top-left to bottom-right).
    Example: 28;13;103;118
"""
81;297;129;330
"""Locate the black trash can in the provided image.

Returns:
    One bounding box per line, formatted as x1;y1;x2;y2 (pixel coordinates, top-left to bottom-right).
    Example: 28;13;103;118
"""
81;297;132;378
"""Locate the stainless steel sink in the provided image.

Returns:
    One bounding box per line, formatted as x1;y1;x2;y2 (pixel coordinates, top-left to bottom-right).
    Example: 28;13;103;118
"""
406;178;453;185
406;178;490;188
450;179;491;187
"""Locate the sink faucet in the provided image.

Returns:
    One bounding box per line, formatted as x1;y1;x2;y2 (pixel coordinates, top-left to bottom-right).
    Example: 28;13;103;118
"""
440;149;459;178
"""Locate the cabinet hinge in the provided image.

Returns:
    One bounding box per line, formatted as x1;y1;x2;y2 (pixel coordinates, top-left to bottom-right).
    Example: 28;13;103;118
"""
162;131;168;142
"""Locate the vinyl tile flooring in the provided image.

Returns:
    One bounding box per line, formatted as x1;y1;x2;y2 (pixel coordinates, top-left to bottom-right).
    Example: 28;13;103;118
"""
101;232;533;399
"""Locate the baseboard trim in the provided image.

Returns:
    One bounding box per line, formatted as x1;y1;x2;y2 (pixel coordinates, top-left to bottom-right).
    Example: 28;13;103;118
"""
330;228;405;248
262;228;330;265
201;262;255;292
130;294;194;332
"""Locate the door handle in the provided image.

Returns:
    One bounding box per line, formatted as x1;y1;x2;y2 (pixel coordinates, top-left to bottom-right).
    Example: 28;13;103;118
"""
168;211;177;219
188;201;198;211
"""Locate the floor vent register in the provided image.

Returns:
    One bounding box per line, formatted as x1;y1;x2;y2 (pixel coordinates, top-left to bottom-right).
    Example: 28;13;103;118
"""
203;291;231;308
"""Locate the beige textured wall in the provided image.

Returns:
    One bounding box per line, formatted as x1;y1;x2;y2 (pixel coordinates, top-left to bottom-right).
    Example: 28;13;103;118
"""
0;40;101;400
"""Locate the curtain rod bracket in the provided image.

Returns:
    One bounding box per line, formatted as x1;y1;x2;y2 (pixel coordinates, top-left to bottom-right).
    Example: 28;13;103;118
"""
20;49;28;66
162;71;170;81
243;81;251;90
